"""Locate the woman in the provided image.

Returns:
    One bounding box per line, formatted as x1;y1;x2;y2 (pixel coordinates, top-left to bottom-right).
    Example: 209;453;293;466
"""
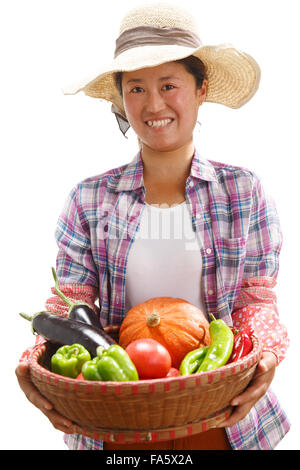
16;3;290;450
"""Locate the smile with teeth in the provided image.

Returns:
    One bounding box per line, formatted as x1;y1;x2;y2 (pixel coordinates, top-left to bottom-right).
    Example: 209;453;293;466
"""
146;118;173;128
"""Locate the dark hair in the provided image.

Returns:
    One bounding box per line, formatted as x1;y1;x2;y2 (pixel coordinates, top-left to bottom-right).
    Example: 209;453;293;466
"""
114;55;206;97
175;55;206;89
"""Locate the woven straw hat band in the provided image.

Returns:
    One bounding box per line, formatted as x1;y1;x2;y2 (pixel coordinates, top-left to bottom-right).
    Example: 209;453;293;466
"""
114;26;202;58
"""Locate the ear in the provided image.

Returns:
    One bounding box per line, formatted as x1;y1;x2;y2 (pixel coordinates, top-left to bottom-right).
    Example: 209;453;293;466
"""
197;79;208;105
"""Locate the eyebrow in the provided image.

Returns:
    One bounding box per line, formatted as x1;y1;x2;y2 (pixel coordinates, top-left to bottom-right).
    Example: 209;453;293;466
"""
125;76;180;84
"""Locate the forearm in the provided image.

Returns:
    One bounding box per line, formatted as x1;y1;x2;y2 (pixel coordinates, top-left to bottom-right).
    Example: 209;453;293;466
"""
232;277;289;365
45;283;100;317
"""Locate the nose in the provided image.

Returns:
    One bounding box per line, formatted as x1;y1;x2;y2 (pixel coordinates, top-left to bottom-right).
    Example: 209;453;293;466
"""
145;89;166;114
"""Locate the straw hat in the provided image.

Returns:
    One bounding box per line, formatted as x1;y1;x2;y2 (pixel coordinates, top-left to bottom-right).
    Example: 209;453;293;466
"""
64;2;261;133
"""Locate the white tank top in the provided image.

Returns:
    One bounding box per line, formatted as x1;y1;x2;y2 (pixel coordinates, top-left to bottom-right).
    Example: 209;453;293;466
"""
125;201;207;317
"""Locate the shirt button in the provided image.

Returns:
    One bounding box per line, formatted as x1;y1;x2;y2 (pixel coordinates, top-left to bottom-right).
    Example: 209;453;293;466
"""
206;248;212;254
208;290;214;296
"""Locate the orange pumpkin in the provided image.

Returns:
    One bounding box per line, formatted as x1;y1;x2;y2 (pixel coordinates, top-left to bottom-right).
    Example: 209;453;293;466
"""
119;297;211;369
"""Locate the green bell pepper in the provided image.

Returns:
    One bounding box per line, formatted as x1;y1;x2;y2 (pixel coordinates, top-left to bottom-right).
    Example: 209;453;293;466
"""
196;314;234;372
97;344;139;381
81;357;103;381
51;343;91;378
179;346;209;375
81;344;139;381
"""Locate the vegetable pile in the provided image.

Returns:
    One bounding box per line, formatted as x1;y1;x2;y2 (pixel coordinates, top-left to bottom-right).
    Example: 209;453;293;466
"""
119;297;211;369
19;270;253;382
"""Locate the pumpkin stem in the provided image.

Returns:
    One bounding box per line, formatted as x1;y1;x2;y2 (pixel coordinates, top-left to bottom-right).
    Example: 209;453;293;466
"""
146;312;161;327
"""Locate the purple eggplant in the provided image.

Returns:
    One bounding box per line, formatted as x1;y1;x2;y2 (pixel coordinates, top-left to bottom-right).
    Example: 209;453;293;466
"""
19;311;115;357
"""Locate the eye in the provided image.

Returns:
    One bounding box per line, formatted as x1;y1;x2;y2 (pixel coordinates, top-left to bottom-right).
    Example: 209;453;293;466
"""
162;84;175;91
130;86;144;93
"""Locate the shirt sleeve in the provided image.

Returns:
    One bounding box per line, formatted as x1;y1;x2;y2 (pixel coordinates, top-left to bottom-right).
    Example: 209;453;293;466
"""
232;176;289;365
19;186;101;363
55;184;99;287
243;174;282;280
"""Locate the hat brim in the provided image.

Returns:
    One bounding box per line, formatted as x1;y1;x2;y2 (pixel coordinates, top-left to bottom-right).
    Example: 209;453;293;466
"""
63;43;261;117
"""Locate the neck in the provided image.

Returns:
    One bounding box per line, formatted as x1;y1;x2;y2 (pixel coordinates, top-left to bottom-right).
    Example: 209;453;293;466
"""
141;139;195;181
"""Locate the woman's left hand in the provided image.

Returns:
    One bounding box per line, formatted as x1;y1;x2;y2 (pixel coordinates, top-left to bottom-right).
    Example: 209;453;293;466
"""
218;351;277;428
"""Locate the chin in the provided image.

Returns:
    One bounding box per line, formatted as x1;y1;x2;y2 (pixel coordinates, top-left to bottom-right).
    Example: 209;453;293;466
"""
142;139;183;153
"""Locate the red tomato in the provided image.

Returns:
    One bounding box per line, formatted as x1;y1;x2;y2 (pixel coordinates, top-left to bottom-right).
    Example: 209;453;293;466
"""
76;372;84;380
166;367;180;377
125;338;171;379
142;367;180;380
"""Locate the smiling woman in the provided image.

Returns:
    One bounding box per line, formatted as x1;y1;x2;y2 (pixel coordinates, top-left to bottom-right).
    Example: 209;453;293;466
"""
119;61;208;206
15;1;290;452
121;61;207;157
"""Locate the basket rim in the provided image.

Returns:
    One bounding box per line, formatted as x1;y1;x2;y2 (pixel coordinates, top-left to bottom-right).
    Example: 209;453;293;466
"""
69;406;233;444
29;333;262;390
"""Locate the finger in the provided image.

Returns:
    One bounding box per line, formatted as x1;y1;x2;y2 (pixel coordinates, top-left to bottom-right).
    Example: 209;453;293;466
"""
16;363;74;433
231;376;268;408
218;401;254;427
230;363;275;407
219;353;277;427
257;352;277;374
42;408;73;433
16;363;53;411
15;361;30;379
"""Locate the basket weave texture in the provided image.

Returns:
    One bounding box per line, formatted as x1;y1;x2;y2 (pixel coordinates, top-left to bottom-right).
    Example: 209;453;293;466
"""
29;327;262;443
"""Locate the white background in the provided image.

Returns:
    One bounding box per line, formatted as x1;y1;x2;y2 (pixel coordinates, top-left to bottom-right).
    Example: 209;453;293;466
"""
1;0;299;450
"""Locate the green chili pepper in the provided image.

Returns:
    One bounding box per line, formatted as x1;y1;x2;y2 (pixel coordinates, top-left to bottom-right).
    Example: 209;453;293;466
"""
51;343;91;378
95;344;139;381
81;357;103;381
179;346;209;375
196;314;234;373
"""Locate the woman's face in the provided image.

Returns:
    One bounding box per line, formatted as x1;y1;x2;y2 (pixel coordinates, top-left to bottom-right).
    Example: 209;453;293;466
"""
122;62;207;153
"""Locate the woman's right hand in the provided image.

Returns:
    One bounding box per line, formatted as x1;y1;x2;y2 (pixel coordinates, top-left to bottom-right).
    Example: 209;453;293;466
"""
15;361;74;433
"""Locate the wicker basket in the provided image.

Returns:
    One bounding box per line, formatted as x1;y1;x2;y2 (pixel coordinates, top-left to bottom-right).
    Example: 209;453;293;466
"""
28;326;262;444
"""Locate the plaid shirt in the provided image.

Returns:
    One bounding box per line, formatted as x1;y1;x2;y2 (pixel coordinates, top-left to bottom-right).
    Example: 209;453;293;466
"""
53;149;290;450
